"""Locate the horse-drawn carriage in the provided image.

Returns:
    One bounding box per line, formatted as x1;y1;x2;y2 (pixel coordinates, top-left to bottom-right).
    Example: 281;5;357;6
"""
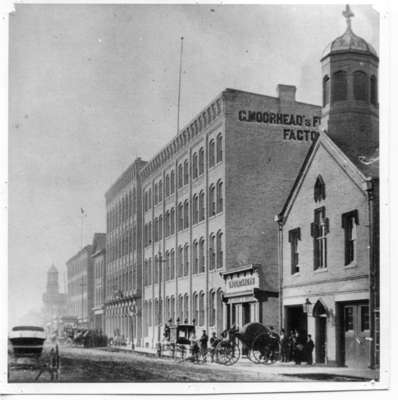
214;322;280;365
8;326;60;382
160;323;196;359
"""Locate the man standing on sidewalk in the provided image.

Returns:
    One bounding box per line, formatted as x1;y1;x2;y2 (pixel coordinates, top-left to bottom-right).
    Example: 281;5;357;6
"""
200;330;209;361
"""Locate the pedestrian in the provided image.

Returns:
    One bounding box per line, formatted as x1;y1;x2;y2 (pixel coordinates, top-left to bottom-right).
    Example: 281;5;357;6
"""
280;329;289;362
199;330;208;361
209;332;220;362
293;330;305;365
305;334;315;365
288;330;295;362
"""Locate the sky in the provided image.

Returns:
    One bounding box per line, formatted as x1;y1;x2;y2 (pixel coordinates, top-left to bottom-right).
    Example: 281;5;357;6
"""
6;3;379;327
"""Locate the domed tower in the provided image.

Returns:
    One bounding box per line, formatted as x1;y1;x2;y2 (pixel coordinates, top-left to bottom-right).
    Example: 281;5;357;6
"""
46;264;60;297
321;5;378;161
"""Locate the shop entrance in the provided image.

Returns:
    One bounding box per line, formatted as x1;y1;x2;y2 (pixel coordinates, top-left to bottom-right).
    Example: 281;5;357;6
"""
285;305;307;336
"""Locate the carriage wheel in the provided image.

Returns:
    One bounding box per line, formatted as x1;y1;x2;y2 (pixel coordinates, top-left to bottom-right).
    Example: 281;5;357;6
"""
215;342;232;365
225;343;240;366
250;333;270;364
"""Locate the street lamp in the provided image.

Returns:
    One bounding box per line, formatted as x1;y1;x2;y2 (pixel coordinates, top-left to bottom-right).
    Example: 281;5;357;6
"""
303;298;312;314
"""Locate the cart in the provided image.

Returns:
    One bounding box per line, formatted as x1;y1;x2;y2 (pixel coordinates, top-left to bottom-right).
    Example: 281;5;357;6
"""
8;326;60;382
215;322;279;365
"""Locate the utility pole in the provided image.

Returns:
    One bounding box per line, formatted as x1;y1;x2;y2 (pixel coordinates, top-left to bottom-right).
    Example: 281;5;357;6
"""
80;275;87;327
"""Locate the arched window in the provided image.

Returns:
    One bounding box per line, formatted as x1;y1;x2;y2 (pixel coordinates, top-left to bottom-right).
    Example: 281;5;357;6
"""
165;174;170;197
178;294;183;322
332;70;347;102
154;217;158;242
159;215;163;240
199;292;205;326
148;300;152;327
209;233;216;270
193;240;198;274
209;139;215;167
177;202;183;231
170;170;175;194
193;194;199;224
165;211;170;237
199;237;205;273
323;75;330;106
148;188;152;209
209;184;216;216
193;292;199;325
184;159;189;185
132;187;136;213
154;255;158;284
143;301;148;335
148;221;152;244
216;180;223;213
314;175;326;202
154;298;159;324
184;244;189;276
184;200;189;229
178;163;183;188
165;250;170;280
166;297;170;322
170;249;175;279
159;180;163;202
354;70;368;101
170;208;175;234
143;259;148;286
192;152;198;179
170;296;175;323
217;231;223;269
183;293;189;323
178;245;183;277
370;75;377;105
199;191;205;221
154;182;158;205
199;147;205;175
209;290;216;327
216;133;223;163
216;289;224;332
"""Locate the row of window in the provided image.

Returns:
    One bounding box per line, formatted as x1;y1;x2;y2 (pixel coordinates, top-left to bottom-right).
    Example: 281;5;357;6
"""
106;226;137;262
142;289;223;331
105;267;136;298
107;188;138;232
143;232;224;286
322;70;377;106
143;133;223;212
288;208;358;274
143;181;224;247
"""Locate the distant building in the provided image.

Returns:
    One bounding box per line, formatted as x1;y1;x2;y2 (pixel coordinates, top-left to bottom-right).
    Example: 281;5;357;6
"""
105;158;146;345
66;245;93;328
276;7;379;369
42;264;67;334
91;233;106;332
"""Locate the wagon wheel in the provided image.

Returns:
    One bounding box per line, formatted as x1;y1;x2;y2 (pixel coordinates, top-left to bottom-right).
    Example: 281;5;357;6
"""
215;341;232;365
250;333;270;364
225;343;240;366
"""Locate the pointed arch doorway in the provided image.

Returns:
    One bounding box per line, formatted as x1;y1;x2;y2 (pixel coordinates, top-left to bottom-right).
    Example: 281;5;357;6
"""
313;300;327;364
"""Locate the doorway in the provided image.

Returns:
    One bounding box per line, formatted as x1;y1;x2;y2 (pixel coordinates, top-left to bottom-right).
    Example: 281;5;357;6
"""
242;303;251;325
285;305;307;336
313;300;327;364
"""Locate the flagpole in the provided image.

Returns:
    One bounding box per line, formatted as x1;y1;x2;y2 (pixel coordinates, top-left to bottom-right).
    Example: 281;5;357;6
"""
176;36;184;135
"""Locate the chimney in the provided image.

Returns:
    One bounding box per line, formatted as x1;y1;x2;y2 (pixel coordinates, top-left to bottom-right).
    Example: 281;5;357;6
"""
277;84;296;103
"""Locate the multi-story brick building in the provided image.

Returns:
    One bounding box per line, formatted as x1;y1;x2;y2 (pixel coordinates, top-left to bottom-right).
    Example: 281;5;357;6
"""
91;233;106;332
139;86;320;348
276;7;379;369
104;158;146;346
66;245;93;328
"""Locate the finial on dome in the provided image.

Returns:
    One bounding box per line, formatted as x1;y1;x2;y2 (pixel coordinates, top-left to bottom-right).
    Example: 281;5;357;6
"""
342;4;354;31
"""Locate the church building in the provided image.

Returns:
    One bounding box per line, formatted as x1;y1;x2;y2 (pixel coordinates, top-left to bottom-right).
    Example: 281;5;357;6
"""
276;5;379;369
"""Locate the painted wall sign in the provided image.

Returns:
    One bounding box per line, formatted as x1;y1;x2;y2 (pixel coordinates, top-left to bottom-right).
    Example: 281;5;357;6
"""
238;110;321;141
225;272;259;294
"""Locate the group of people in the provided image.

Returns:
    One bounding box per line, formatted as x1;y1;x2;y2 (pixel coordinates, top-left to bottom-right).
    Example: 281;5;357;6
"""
279;329;315;365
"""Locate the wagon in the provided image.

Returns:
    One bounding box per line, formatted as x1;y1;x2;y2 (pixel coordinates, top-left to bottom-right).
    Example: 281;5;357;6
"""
161;323;196;359
8;326;60;382
215;322;279;365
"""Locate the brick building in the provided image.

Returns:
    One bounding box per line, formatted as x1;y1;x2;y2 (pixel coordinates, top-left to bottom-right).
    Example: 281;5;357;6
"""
276;7;379;369
104;158;146;345
66;244;93;328
91;233;106;332
139;86;320;348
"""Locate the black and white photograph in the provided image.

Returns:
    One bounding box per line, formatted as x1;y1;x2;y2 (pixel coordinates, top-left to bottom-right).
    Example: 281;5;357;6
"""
1;0;392;395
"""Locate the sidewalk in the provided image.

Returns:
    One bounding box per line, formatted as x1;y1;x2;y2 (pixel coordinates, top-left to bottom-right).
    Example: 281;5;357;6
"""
103;345;379;381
